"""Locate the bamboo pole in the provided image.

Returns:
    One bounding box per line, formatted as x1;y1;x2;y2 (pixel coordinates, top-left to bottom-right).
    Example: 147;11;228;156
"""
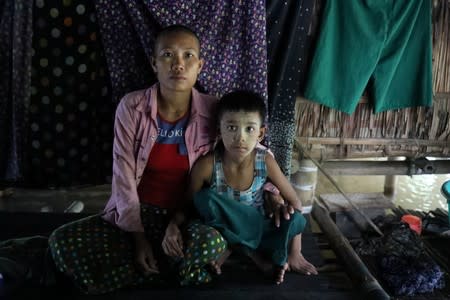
295;137;449;147
300;148;449;160
312;200;390;300
319;160;450;176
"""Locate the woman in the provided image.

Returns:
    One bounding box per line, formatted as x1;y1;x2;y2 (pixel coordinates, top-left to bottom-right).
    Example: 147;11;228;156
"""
49;25;227;294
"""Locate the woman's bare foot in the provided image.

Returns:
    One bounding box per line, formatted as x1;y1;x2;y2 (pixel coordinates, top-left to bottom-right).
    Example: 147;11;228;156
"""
210;248;232;275
287;252;318;275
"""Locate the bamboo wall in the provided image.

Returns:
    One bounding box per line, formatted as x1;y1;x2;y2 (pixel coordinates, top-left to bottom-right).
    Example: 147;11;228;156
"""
295;1;450;160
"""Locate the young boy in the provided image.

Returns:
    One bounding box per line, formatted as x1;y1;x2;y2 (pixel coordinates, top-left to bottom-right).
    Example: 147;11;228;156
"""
188;90;317;285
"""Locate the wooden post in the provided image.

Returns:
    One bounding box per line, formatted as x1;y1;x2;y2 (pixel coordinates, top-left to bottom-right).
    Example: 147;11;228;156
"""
291;159;318;208
384;157;401;199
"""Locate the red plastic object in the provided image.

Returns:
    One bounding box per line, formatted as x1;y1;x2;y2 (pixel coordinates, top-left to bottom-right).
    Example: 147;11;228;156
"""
401;214;422;235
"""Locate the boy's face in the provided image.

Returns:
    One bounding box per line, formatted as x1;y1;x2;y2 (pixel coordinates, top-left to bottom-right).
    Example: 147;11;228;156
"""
151;31;203;94
219;111;265;160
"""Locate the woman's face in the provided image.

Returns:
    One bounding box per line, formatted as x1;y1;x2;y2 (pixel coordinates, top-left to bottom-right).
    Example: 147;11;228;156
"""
151;31;203;94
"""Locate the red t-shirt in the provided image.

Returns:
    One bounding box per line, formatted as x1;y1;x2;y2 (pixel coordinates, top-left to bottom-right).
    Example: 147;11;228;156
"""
137;113;189;208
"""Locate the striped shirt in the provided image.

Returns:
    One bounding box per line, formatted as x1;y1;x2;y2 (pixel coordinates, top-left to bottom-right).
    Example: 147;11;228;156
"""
210;147;267;214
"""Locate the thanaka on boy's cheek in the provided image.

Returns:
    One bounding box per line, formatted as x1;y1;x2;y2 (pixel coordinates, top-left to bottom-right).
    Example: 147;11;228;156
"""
219;111;265;159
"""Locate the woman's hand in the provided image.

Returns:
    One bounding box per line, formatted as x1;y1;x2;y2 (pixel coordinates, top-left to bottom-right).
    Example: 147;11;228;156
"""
133;232;159;275
264;192;295;227
162;221;184;258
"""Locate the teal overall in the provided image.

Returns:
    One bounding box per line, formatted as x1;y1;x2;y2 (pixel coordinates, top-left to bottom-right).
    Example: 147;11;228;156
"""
194;148;306;266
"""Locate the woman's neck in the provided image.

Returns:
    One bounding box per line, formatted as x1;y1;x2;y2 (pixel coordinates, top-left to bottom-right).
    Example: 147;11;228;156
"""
157;88;191;122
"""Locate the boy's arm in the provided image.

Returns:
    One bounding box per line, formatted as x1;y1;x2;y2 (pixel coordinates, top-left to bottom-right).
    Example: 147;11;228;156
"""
258;142;293;215
265;154;302;212
187;153;214;203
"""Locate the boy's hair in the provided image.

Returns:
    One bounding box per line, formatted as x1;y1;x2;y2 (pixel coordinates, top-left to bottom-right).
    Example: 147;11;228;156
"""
154;24;201;56
217;90;266;126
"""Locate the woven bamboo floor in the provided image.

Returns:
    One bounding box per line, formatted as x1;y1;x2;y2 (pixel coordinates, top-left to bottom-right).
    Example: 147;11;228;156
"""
0;212;357;300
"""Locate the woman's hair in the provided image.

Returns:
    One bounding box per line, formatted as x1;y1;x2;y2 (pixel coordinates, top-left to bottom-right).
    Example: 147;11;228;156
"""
217;90;266;125
153;24;201;55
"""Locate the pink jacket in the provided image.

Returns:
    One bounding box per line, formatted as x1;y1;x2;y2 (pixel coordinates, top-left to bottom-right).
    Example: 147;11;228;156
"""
102;84;218;232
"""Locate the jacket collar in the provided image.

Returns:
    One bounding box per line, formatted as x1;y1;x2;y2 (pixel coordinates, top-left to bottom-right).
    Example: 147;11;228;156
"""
190;87;211;118
134;84;157;113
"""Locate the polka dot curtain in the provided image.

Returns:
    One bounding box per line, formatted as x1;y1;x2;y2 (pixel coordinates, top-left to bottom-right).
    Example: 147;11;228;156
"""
28;0;113;187
0;0;33;183
93;0;268;102
266;0;315;175
1;0;316;187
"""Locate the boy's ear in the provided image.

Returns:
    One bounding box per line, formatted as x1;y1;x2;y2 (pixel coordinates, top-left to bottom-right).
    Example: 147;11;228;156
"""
213;130;222;150
216;126;221;138
150;56;157;73
258;126;266;142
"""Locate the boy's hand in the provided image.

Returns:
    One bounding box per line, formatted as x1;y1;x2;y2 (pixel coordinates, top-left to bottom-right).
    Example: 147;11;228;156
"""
162;222;184;258
264;192;295;227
